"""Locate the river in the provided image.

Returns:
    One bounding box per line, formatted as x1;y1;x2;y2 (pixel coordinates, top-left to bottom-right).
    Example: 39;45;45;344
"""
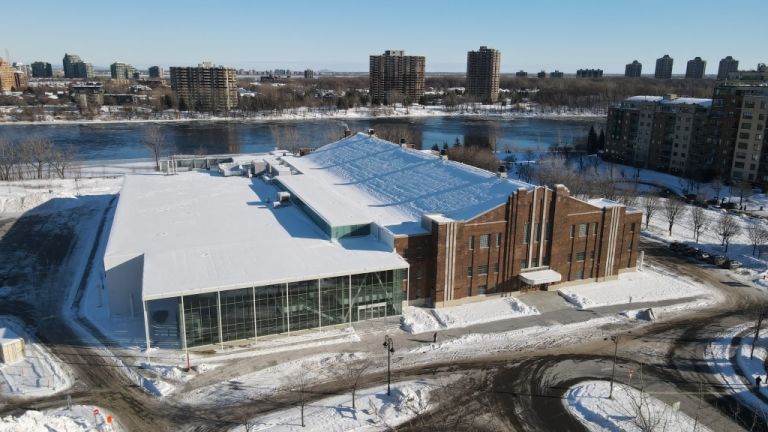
0;117;603;161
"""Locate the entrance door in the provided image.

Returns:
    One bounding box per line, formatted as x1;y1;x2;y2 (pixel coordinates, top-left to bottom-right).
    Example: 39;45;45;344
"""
357;302;387;321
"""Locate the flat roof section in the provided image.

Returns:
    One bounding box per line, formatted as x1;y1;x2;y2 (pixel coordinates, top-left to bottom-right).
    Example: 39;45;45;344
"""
520;269;562;285
105;173;408;301
276;174;373;228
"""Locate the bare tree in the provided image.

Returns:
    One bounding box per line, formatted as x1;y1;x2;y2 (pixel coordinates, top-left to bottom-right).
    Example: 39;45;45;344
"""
745;222;768;257
143;127;168;171
642;195;660;229
20;136;55;179
662;199;686;236
49;145;76;179
336;358;373;410
716;213;741;252
287;362;312;427
690;206;709;244
0;137;20;181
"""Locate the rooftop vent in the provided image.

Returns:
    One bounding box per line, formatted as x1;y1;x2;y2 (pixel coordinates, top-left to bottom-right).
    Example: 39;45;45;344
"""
368;128;375;136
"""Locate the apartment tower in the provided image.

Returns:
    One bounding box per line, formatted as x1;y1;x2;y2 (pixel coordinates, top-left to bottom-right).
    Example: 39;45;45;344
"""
369;50;425;105
625;60;642;77
717;56;739;80
654;55;674;79
170;63;238;112
466;46;501;103
31;61;52;78
685;57;706;79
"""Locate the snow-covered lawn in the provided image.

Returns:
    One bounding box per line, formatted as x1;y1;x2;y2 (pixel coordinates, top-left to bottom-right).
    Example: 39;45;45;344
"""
0;316;71;398
0;177;123;215
401;297;539;334
0;404;124;432
705;323;768;415
557;266;715;310
231;379;442;432
565;380;710;432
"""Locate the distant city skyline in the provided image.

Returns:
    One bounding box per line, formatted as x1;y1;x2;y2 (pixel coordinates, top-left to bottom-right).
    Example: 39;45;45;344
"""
1;0;765;73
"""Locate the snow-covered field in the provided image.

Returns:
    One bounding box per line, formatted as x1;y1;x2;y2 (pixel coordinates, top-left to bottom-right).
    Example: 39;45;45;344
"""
230;379;445;432
401;297;539;334
565;380;710;432
557;266;716;310
0;177;123;215
0;404;123;432
0;316;71;398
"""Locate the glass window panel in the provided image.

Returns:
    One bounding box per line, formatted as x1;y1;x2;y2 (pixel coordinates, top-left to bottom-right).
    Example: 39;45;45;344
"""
147;297;181;349
183;292;220;347
219;288;255;342
287;280;319;331
254;284;287;337
320;276;349;326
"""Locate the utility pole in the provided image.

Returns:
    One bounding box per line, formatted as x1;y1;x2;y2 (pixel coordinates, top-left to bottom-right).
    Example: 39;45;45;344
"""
383;335;394;396
605;332;630;399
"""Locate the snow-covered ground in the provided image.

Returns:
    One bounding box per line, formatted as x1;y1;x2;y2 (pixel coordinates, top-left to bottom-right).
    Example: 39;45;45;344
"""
557;266;716;310
565;380;710;432
401;297;539;334
0;177;123;215
0;404;124;432
230;378;448;432
0;316;72;398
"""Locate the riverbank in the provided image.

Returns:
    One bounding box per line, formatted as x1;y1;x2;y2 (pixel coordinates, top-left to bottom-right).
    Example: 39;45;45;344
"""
0;105;605;126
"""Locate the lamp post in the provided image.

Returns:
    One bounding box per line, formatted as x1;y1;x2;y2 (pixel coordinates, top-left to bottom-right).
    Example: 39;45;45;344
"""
383;335;394;396
605;332;629;399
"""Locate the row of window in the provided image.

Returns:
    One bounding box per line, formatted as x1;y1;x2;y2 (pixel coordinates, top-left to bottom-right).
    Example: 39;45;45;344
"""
467;262;500;277
523;223;553;243
468;233;502;249
570;222;598;238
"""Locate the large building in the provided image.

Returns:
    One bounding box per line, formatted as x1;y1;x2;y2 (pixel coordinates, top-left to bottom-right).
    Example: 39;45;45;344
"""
625;60;642;78
0;58;16;92
62;53;93;79
104;133;641;350
655;55;674;79
577;69;603;78
148;66;163;79
685;57;706;79
369;50;425;105
111;62;136;80
466;46;501;103
169;63;238;112
303;69;314;80
717;56;739;80
605;95;712;176
31;61;53;78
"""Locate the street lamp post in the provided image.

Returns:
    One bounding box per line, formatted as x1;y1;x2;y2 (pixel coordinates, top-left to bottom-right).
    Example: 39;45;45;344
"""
383;335;394;396
604;332;630;399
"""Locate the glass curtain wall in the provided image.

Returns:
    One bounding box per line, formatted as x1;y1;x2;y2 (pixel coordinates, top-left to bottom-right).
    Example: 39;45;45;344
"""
320;276;350;326
350;269;403;321
287;280;319;331
183;292;220;347
220;288;255;342
146;297;181;349
254;284;287;336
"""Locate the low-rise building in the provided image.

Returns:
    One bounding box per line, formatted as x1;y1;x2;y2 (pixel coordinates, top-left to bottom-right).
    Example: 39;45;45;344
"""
0;327;24;364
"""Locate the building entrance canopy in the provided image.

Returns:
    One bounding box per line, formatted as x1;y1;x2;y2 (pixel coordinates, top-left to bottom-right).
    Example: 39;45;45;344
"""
520;269;562;285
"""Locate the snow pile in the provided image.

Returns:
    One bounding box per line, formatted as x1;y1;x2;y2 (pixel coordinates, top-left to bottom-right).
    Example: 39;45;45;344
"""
0;405;123;432
230;380;438;432
557;268;713;310
0;177;122;215
0;316;72;397
401;297;539;334
736;334;768;399
564;380;710;432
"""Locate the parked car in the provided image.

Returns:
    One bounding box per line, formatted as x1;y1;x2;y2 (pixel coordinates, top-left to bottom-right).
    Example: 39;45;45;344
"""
670;241;684;252
721;202;737;210
711;255;727;266
723;259;742;270
695;250;710;260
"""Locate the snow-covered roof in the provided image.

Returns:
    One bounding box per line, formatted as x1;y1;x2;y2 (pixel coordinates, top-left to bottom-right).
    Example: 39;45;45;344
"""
105;173;408;301
587;198;622;209
0;327;22;344
284;133;533;235
519;269;562;285
624;95;712;108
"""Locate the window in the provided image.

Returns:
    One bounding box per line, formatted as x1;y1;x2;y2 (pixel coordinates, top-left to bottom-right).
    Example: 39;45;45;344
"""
576;252;586;261
415;270;423;279
546;223;553;241
575;270;584;280
478;285;487;295
738;142;749;149
478;265;489;275
542;255;550;265
567;253;572;263
534;223;541;241
630;223;635;232
570;225;575;238
467;266;473;277
521;259;528;269
740;132;751;140
467;286;472;297
496;233;502;247
494;262;499;273
579;223;588;237
592;223;599;235
479;234;490;248
523;224;530;243
590;250;596;260
742;122;753;129
469;236;475;249
532;258;539;267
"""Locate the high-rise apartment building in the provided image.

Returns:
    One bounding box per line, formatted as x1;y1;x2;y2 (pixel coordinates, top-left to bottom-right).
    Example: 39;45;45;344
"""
465;46;500;103
0;58;16;92
110;62;136;80
717;56;739;80
515;70;527;77
685;57;706;79
625;60;642;77
31;61;53;78
304;69;314;80
550;70;564;78
63;53;93;79
148;66;163;79
654;55;674;79
369;50;425;104
170;63;238;112
576;69;603;78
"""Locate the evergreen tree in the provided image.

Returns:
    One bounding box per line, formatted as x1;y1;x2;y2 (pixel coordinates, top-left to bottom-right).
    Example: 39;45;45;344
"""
431;143;439;151
442;142;449;151
597;130;606;151
586;126;598;154
454;137;462;147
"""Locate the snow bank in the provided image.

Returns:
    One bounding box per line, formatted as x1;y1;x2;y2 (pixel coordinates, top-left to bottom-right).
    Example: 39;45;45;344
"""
401;297;539;334
557;268;713;310
230;379;444;432
565;380;710;432
0;404;123;432
0;177;122;215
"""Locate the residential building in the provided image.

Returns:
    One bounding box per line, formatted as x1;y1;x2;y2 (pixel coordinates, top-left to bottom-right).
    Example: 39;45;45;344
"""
536;71;547;78
71;82;104;112
148;66;163;79
655;55;674;79
105;132;641;350
466;46;501;103
685;57;706;79
62;53;93;79
13;71;28;91
111;62;136;80
304;69;314;79
369;50;425;104
170;63;238;112
717;56;739;80
515;70;528;77
625;60;642;77
0;58;16;92
550;70;564;78
577;69;603;78
605;95;711;177
31;61;53;78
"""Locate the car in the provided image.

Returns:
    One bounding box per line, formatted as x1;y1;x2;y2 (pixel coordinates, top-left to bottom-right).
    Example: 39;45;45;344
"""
711;255;727;266
681;245;697;256
669;241;684;251
696;250;710;260
723;259;742;270
721;202;737;210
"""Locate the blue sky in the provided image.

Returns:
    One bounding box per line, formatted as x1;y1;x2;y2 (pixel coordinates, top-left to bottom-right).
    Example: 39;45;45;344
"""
2;0;765;73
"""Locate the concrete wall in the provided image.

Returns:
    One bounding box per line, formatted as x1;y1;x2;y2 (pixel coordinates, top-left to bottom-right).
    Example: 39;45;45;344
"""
104;254;144;318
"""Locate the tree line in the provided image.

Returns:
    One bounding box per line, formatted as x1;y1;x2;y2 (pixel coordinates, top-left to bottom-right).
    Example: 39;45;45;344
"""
0;136;77;181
